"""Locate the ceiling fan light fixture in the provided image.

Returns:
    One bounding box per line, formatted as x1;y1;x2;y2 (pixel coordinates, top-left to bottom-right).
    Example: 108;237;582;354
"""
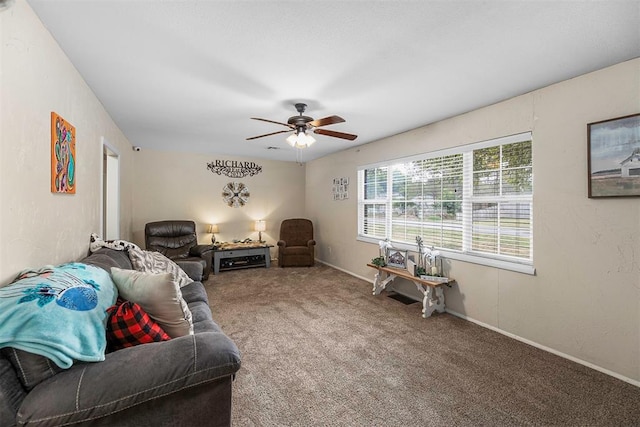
305;134;316;146
286;129;316;148
286;133;297;147
297;131;315;147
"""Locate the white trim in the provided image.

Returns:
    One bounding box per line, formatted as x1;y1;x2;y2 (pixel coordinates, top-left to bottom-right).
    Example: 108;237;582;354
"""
358;131;532;171
100;137;121;240
466;131;532;151
357;132;534;271
442;250;535;275
445;308;640;388
316;259;372;283
356;235;535;275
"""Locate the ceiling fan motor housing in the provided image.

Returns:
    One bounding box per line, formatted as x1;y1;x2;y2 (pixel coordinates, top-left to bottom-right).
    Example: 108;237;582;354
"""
288;103;313;128
288;115;313;127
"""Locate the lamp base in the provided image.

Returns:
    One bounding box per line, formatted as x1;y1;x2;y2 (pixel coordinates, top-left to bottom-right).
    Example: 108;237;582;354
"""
211;234;216;245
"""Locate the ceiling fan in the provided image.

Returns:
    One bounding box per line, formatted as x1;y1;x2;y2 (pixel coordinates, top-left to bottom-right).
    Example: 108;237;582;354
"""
246;103;357;148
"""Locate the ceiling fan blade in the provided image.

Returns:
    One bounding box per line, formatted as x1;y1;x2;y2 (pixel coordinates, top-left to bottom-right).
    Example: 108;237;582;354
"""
314;128;358;141
308;115;345;128
251;117;295;128
246;130;291;140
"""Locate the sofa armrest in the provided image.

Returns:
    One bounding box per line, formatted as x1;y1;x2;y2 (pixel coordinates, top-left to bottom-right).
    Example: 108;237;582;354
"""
189;245;213;280
190;244;213;257
18;332;241;426
175;260;204;281
277;240;286;247
307;240;316;247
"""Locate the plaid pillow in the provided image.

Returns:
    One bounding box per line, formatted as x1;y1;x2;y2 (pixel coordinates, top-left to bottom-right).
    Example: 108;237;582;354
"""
106;299;171;352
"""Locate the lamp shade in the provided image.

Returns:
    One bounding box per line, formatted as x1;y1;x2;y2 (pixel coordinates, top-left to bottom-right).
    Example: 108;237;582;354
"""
254;220;266;232
286;130;316;148
207;224;219;234
286;133;297;147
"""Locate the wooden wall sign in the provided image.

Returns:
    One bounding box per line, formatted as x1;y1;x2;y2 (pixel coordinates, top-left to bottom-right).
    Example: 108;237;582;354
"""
207;159;262;178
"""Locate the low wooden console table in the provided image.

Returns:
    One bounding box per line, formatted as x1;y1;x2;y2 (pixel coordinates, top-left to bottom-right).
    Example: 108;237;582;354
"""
213;243;273;274
367;263;453;318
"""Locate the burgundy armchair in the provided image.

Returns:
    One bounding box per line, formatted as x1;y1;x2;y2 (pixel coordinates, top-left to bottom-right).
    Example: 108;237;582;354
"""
277;218;316;267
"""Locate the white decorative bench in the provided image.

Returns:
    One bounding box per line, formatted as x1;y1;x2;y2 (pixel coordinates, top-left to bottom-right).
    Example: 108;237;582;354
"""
367;263;453;318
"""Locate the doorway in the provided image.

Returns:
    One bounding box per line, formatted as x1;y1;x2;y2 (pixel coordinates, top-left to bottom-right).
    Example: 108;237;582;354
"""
102;140;120;240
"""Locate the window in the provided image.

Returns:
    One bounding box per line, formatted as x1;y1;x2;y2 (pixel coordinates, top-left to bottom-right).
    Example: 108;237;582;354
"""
358;132;533;273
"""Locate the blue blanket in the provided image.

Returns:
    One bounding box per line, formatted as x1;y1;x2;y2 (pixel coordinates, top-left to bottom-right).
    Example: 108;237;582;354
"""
0;263;117;368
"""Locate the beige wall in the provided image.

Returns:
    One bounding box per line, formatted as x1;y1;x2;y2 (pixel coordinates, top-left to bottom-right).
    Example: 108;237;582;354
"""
131;149;306;260
2;0;638;385
0;0;134;285
307;59;640;383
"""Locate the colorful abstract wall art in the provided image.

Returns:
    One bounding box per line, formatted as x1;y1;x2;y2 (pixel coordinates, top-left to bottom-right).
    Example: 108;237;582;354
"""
51;112;76;194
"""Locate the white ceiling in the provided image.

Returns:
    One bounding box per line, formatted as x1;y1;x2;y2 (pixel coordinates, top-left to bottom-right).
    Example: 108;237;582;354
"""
26;0;640;163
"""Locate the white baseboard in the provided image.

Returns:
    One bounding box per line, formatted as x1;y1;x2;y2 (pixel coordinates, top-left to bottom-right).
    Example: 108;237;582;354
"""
318;260;640;389
445;308;640;388
317;259;372;283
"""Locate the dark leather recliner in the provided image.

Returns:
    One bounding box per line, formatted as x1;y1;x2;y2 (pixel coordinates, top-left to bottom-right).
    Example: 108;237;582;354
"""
277;218;316;267
145;220;213;280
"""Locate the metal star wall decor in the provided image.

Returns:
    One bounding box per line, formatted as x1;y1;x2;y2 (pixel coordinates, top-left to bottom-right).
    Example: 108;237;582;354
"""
222;182;250;208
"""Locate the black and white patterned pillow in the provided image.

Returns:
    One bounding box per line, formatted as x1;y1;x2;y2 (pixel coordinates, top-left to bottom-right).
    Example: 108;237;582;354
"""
90;233;140;253
127;247;194;289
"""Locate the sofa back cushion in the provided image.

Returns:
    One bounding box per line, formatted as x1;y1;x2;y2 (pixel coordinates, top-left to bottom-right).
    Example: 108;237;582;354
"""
0;353;27;421
1;347;63;391
82;247;134;271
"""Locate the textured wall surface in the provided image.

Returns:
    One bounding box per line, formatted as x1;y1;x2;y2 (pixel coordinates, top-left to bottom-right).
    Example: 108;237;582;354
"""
306;59;640;383
131;149;306;260
2;0;638;385
0;0;134;285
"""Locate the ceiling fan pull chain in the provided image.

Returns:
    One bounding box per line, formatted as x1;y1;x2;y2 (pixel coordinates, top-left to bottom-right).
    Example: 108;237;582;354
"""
296;147;302;164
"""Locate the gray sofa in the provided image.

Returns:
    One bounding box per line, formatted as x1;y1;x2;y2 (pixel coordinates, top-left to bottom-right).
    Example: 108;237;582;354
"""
0;248;241;426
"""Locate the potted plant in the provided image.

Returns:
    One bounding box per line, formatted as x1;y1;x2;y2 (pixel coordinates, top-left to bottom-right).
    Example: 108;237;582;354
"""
371;256;386;267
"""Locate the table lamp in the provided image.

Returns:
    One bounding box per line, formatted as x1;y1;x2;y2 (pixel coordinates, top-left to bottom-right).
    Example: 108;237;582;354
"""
254;220;266;243
207;224;219;245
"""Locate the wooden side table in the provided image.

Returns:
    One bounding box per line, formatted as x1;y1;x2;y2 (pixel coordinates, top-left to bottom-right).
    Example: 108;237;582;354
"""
367;263;453;318
213;243;273;274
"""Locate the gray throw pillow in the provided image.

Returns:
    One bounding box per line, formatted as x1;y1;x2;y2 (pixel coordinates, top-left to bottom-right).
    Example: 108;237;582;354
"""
127;248;194;288
110;268;193;338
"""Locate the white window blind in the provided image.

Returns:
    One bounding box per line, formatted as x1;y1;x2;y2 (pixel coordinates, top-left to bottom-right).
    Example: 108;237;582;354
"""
360;166;388;238
358;132;533;271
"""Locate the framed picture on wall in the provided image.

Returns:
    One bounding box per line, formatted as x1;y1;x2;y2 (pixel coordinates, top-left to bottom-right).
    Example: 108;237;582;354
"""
51;112;76;194
588;113;640;198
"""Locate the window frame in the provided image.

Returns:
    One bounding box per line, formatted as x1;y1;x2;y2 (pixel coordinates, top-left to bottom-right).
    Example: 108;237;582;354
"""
357;132;535;275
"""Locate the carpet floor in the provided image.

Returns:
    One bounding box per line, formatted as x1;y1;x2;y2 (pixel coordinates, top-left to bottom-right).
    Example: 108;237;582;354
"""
204;264;640;426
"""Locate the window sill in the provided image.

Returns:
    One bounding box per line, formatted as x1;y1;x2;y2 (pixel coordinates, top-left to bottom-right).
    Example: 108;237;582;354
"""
357;235;536;275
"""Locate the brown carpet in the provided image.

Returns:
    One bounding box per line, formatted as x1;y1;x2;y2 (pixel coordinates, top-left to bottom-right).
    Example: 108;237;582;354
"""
204;264;640;426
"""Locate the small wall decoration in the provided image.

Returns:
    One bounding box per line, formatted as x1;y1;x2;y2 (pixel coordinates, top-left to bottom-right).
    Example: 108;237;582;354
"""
588;113;640;198
222;182;250;208
51;112;76;194
332;177;349;200
207;159;262;178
